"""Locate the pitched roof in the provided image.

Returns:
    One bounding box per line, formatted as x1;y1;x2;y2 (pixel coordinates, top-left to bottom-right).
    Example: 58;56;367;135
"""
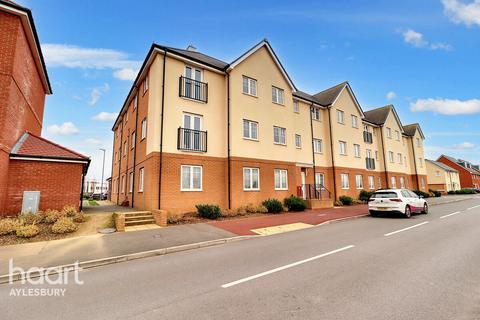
313;81;348;106
161;45;229;70
438;155;480;175
292;90;326;106
403;123;425;139
426;159;458;172
10;132;89;161
364;105;392;125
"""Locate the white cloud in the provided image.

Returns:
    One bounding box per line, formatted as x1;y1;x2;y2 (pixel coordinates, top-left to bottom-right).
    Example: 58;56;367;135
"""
113;68;138;81
386;91;397;100
453;142;476;150
89;83;110;106
85;138;103;146
41;44;141;81
92;112;118;121
410;98;480;115
442;0;480;27
46;122;79;135
402;29;452;51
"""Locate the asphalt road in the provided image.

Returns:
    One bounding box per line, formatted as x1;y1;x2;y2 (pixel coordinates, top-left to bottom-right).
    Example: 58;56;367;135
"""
2;197;480;320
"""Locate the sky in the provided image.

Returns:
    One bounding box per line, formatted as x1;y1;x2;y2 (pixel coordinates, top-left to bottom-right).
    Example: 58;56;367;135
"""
17;0;480;180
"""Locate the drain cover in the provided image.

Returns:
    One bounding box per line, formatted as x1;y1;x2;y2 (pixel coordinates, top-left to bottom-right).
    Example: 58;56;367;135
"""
98;228;116;234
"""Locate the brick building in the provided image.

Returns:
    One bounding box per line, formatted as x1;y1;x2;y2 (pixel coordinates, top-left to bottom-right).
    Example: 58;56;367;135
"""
437;155;480;189
0;0;89;215
110;40;427;216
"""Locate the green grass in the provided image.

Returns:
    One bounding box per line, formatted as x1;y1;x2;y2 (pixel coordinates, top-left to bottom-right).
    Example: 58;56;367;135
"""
88;200;99;206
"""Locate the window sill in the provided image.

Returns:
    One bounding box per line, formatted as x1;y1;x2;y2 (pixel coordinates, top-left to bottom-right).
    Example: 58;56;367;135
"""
275;188;289;191
273;142;287;146
243;189;260;192
314;152;323;154
341;187;350;190
180;96;207;104
242;92;258;98
181;189;203;192
272;101;285;106
243;137;259;142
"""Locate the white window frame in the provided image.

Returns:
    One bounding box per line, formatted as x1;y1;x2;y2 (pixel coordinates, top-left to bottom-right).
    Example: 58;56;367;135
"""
293;100;299;113
391;176;397;189
243;167;260;191
273;126;286;145
389;151;394;163
311;107;321;121
397;153;402;164
315;173;325;188
339;141;347;155
396;130;400;141
143;75;149;93
129;172;134;193
313;139;322;153
337;110;345;124
419;158;423;168
272;86;284;105
274;169;288;190
351;115;358;128
355;174;363;189
138;168;144;192
417;138;421;147
386;127;392;138
435;170;441;177
131;131;135;150
341;173;350;189
368;176;375;190
180;165;203;191
141;118;147;140
400;176;405;188
242;76;257;96
354;144;361;158
121;175;125;194
133;94;138;109
243;119;259;140
123;141;127;156
295;134;302;149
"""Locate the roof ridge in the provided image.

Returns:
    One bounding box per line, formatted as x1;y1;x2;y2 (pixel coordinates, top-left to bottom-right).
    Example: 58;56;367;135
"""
313;81;348;96
26;132;89;159
162;44;229;64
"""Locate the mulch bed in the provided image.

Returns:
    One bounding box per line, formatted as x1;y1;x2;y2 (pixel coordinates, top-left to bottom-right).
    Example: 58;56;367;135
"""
0;223;75;246
168;211;283;225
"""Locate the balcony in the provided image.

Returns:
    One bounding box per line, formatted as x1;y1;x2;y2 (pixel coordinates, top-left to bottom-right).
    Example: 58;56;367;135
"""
363;131;373;143
177;127;207;152
179;76;208;103
366;157;375;170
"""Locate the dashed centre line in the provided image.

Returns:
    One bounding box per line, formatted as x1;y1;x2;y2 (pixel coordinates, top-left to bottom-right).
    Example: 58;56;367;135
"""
384;221;429;237
440;211;461;219
467;205;480;211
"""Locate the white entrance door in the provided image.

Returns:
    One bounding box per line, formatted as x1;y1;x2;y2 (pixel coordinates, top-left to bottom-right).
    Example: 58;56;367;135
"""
301;171;306;199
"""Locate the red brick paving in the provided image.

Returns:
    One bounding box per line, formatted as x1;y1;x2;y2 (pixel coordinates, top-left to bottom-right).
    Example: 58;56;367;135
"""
209;205;369;235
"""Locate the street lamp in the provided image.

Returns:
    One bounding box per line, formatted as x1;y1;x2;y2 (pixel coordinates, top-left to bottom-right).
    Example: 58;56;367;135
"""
99;148;106;199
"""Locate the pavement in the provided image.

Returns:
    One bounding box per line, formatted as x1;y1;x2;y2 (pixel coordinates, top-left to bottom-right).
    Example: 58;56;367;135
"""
2;196;480;319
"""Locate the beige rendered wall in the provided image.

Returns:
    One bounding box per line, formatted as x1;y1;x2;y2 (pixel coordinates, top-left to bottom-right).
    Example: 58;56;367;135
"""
382;112;410;174
426;161;445;185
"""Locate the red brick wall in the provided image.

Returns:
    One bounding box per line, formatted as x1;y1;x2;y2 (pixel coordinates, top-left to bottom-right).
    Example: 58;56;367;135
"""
334;166;386;200
4;160;83;215
437;156;473;188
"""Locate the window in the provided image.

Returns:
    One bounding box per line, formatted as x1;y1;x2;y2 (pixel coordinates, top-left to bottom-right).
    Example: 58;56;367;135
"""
295;134;302;148
243;119;258;140
397;153;402;164
129;172;134;193
141;118;147;139
400;177;405;188
314;139;322;153
351;115;358;128
138;168;144;192
435;170;441;177
315;173;325;188
123;141;127;156
386;127;392;138
143;75;149;93
391;176;397;189
354;144;361;158
273;126;286;145
181;165;202;191
311;107;321;120
404;156;407;167
378;177;382;189
293;100;299;113
272;86;284;104
131;132;135;149
339;141;347;155
337;110;345;124
368;176;375;189
242;76;257;96
274;169;288;190
366;149;372;159
416;138;421;147
341;174;350;189
133;94;138;109
421;178;425;190
419;158;423;168
396;130;400;141
243;168;260;191
375;151;379;160
125;111;128;123
355;174;363;189
121;175;125;194
389;151;394;163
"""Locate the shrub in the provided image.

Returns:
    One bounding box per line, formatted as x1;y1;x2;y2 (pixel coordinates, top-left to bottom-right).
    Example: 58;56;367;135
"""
16;224;40;238
412;190;430;198
262;198;283;213
196;204;222;220
236;206;248;215
334;200;343;207
447;190;456;195
429;189;442;197
358;190;374;202
244;203;258;213
455;188;477;194
221;209;238;217
283;195;307;212
62;205;77;217
20;212;42;225
72;212;87;223
339;196;353;206
256;205;269;213
51;217;78;234
167;214;181;224
44;210;65;224
0;218;21;235
352;199;364;205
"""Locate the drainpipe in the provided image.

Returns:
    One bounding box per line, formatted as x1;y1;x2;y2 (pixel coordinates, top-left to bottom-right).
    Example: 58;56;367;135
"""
227;73;231;209
379;127;388;188
79;168;86;211
116;121;124;205
131;88;139;208
410;138;420;189
309;104;317;190
327;107;337;200
158;50;167;209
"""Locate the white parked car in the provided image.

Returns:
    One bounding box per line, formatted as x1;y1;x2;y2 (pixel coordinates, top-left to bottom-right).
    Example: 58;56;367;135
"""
368;189;428;218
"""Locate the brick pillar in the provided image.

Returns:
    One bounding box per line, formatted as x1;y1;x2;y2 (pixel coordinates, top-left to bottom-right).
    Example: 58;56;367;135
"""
0;149;10;215
152;209;167;227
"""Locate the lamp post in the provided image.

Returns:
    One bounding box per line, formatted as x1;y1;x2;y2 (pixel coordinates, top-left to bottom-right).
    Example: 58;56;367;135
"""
99;148;106;199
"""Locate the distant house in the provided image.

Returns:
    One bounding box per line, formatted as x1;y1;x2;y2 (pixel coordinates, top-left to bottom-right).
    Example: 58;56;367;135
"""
425;159;460;193
437;155;480;189
0;0;89;215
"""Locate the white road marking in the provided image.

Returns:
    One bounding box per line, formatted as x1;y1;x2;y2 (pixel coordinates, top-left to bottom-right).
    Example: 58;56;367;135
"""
440;211;461;219
221;245;355;288
467;205;480;211
384;221;429;237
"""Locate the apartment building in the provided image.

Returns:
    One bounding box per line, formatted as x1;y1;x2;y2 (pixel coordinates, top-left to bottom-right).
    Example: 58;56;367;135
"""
425;160;460;193
111;39;427;215
437;155;480;189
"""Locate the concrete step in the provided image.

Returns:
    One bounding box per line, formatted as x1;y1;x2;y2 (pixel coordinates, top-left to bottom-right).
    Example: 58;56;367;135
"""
125;215;154;222
125;219;155;226
124;211;152;218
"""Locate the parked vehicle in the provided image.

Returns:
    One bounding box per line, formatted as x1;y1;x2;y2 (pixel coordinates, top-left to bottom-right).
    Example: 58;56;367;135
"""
90;193;107;201
368;189;428;218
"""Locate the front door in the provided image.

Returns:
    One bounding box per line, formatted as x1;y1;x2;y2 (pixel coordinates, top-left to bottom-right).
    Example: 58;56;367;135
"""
301;171;306;199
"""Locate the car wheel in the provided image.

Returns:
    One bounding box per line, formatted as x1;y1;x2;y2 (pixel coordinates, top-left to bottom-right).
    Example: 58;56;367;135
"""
404;205;411;218
369;210;377;217
422;203;428;214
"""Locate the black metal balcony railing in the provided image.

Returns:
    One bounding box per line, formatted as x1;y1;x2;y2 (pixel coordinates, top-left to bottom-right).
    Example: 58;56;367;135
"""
179;76;208;103
298;184;331;200
177;127;207;152
363;131;373;143
366;157;375;170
